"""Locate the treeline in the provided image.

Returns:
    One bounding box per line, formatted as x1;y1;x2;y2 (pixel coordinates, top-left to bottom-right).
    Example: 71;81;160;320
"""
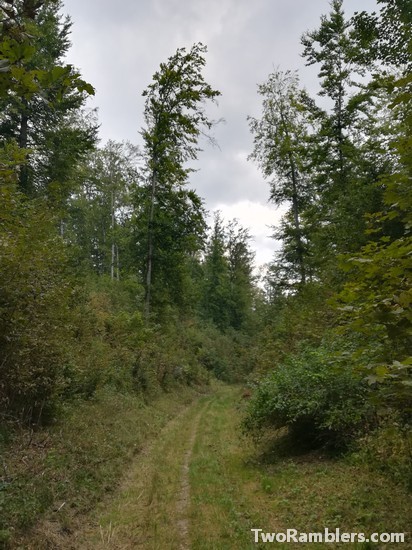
0;1;256;426
244;0;411;485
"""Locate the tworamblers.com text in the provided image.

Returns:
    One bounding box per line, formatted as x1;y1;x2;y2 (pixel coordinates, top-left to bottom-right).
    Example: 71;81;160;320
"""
251;528;405;544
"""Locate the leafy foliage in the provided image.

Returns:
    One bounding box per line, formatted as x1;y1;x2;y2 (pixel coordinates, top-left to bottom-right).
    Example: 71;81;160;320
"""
0;0;96;197
243;342;374;448
248;70;313;286
0;184;71;422
335;73;412;413
140;43;220;315
246;0;411;485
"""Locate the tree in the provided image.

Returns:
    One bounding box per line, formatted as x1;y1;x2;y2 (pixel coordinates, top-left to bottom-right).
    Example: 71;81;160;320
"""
140;42;220;316
200;214;255;331
0;1;96;422
201;212;231;330
299;0;395;272
0;0;96;198
336;1;412;413
226;220;255;330
133;184;207;314
67;140;139;278
351;0;412;69
248;70;313;286
301;0;358;184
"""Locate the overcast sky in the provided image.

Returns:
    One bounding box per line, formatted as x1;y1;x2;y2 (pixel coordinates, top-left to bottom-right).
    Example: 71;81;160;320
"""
62;0;377;267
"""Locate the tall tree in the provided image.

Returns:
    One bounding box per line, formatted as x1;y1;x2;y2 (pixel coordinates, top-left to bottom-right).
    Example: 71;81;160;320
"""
201;212;231;330
200;214;255;331
301;0;357;184
226;220;255;330
299;0;393;269
133;183;207;314
336;0;412;410
140;42;220;316
248;70;313;286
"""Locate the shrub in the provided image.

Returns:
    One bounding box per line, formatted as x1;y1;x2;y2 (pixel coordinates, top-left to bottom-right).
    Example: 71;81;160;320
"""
243;343;374;448
0;185;73;423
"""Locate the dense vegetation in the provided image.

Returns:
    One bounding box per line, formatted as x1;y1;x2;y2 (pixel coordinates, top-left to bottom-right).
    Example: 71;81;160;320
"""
0;1;257;429
0;0;411;543
245;0;411;486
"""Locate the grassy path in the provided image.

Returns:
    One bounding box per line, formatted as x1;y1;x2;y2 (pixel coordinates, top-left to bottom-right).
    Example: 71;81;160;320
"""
66;385;410;549
70;396;210;549
177;405;207;549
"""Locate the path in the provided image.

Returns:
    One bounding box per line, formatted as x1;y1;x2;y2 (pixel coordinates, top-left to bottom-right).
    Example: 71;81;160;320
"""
51;385;412;549
71;393;213;549
176;406;207;549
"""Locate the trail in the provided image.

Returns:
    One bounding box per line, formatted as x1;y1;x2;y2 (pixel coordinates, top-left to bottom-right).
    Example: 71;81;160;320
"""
176;406;206;550
26;385;412;549
69;393;213;549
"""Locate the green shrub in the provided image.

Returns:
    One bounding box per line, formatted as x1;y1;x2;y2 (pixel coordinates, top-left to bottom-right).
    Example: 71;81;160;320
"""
0;185;73;423
61;277;146;399
243;343;374;448
193;323;253;382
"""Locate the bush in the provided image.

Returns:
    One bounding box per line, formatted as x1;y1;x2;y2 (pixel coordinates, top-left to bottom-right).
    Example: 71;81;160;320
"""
243;343;374;448
0;185;73;423
130;321;214;395
194;323;253;382
66;277;145;397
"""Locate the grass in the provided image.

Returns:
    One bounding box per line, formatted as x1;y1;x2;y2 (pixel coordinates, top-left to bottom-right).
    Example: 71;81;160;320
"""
0;384;209;548
189;387;412;549
2;384;411;548
189;386;258;549
72;391;211;549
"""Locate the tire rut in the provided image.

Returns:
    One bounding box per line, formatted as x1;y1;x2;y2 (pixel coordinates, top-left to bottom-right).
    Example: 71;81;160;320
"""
176;401;210;550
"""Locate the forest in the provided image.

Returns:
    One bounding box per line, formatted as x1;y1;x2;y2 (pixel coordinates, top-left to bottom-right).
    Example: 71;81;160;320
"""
0;0;411;547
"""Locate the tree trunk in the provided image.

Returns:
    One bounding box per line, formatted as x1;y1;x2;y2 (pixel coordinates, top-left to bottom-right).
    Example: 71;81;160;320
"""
289;156;306;286
19;105;30;194
111;188;115;280
337;84;344;180
145;169;157;317
116;243;120;281
279;109;306;285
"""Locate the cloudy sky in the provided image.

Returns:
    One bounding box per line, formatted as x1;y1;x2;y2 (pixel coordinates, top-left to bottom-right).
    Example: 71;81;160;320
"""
62;0;377;267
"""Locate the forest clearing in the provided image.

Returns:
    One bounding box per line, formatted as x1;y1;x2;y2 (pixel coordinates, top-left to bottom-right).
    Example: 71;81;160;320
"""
1;0;411;548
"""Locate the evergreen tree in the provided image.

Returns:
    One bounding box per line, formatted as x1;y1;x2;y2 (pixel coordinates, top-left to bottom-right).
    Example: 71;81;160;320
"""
0;0;96;198
201;214;255;331
226;220;255;330
301;0;357;185
201;213;231;330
